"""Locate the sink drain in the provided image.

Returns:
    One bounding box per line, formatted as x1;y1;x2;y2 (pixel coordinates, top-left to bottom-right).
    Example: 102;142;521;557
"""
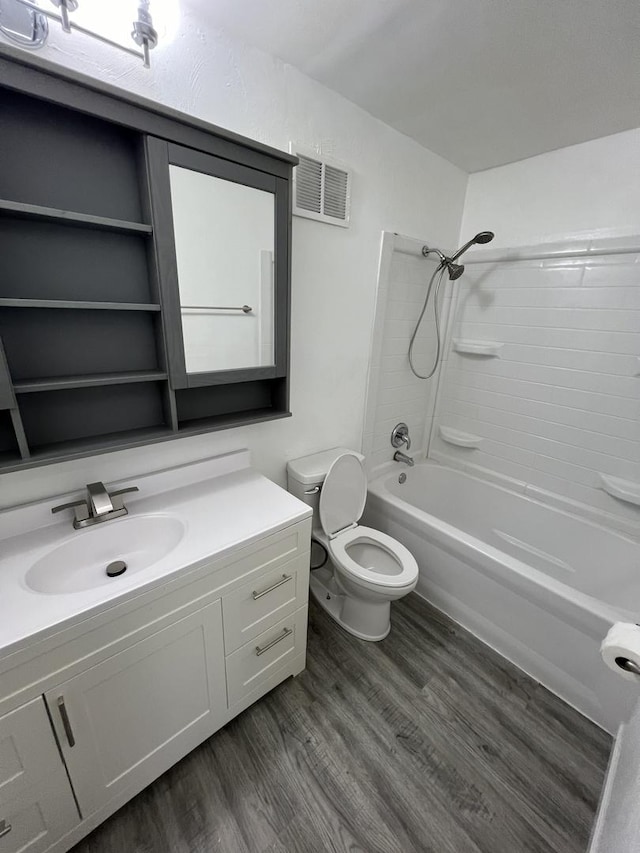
106;560;127;578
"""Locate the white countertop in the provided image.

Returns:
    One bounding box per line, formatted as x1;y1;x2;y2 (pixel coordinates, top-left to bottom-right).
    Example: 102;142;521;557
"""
0;450;311;659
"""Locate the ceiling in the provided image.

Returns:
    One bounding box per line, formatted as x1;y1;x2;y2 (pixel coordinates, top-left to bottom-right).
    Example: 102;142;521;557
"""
189;0;640;172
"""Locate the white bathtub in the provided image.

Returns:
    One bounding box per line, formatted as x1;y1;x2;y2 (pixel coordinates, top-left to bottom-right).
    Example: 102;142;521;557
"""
364;460;640;733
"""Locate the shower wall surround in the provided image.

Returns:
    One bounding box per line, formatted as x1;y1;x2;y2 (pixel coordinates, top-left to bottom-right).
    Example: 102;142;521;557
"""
431;238;640;532
362;233;453;472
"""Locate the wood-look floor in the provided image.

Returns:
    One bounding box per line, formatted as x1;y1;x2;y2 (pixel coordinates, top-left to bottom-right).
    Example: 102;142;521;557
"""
72;593;611;853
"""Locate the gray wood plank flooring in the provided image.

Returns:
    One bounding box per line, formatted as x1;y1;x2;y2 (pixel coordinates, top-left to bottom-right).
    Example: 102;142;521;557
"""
72;593;611;853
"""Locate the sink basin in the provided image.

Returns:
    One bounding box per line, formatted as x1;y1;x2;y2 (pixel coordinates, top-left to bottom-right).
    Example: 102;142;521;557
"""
25;515;186;595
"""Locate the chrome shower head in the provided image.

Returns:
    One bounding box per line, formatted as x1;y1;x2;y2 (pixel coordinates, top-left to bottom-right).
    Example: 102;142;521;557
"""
446;261;465;280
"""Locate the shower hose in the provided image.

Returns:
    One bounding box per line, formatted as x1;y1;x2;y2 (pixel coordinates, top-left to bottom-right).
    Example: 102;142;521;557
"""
408;263;448;380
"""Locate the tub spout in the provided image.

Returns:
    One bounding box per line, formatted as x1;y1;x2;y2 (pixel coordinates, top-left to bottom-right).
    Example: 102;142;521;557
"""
394;450;414;467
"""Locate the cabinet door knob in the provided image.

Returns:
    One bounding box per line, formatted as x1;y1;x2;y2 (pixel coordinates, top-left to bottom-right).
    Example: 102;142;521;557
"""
252;574;292;600
57;696;76;748
0;819;11;838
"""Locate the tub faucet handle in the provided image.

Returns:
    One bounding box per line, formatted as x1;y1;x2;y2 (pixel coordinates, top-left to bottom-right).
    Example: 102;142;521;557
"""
391;423;411;450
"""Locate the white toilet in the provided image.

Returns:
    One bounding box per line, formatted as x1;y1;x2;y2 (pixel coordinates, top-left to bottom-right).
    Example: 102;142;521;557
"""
287;448;419;641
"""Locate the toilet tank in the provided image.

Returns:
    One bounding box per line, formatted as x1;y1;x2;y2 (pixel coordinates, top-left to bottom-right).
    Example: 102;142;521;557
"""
287;447;365;524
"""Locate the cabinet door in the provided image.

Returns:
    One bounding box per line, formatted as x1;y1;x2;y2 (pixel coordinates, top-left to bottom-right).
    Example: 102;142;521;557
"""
45;600;225;818
0;697;79;853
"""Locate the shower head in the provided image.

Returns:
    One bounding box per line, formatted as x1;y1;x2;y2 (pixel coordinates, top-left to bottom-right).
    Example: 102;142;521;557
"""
446;261;465;280
449;230;495;262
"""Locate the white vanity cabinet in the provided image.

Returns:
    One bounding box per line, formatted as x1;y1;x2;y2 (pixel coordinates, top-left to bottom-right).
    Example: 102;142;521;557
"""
45;599;226;819
0;698;79;853
0;511;311;853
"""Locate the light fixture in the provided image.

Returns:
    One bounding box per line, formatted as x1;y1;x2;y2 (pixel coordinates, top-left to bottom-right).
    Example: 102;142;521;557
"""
0;0;160;67
131;0;157;68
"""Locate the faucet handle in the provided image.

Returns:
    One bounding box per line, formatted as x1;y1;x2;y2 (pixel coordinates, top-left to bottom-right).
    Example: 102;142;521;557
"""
109;486;139;499
51;498;90;527
108;485;139;512
391;422;411;450
51;498;88;515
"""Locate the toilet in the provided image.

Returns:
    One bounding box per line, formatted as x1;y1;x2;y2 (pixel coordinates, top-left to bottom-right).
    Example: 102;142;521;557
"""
287;448;419;641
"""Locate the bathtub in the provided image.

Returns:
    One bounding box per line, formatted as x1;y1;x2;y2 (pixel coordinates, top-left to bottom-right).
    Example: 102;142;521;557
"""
364;460;640;733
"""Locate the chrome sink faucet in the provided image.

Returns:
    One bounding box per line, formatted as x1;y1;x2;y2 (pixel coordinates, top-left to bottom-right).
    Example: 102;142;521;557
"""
51;482;139;530
87;482;114;517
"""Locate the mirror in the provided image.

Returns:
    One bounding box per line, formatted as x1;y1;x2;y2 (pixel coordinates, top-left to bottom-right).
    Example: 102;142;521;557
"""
169;165;275;373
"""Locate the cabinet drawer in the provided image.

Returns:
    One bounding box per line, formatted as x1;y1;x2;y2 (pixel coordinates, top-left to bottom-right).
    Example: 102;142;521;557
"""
222;554;309;653
225;606;307;707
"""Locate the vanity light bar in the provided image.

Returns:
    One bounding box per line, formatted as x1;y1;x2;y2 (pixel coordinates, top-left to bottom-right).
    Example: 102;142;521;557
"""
12;0;157;66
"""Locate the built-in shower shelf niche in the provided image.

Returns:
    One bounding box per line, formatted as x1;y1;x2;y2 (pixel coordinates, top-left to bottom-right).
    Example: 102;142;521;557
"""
452;339;503;357
439;426;483;449
600;474;640;507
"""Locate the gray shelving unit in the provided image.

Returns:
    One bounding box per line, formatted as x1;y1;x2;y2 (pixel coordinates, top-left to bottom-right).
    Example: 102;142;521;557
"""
0;49;295;473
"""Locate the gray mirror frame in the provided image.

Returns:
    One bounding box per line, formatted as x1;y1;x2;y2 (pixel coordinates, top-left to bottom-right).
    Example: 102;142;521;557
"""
147;138;290;390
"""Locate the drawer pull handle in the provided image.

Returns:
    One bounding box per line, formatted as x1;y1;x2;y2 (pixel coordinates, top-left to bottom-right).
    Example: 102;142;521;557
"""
252;574;292;601
57;696;76;748
0;820;11;838
255;627;293;657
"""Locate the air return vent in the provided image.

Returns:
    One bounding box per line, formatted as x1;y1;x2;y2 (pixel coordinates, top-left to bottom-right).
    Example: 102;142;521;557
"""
291;147;351;228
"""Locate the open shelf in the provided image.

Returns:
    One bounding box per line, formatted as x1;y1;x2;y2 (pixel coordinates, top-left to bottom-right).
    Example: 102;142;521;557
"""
177;408;291;435
18;425;176;468
600;473;640;507
0;299;160;312
439;425;483;449
0;199;152;235
452;339;503;357
14;370;168;394
0;309;160;381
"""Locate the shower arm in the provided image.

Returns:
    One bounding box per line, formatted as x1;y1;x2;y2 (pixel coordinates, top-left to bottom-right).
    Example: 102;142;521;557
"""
421;246;448;264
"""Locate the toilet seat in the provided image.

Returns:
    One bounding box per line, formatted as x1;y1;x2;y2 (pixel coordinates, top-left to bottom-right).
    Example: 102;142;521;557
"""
319;452;419;590
327;525;419;590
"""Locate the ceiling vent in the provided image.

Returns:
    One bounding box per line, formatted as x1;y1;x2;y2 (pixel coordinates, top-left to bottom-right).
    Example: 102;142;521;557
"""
291;147;351;228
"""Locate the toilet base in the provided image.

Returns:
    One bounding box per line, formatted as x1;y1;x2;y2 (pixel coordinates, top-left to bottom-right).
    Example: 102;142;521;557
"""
309;566;391;642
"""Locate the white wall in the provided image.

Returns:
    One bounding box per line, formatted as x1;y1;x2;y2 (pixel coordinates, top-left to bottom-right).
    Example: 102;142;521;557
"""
0;2;467;508
461;128;640;247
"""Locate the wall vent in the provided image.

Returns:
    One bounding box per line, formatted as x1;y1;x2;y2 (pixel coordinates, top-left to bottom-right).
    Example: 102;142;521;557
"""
291;147;351;228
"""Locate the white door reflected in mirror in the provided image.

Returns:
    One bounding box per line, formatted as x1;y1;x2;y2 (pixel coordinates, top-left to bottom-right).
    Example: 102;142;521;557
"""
169;165;275;373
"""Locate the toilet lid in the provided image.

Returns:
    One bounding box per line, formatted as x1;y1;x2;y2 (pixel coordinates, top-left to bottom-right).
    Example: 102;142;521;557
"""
319;452;367;537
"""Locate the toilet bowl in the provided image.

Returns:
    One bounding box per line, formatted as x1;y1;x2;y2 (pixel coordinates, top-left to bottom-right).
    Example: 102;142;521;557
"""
287;449;419;641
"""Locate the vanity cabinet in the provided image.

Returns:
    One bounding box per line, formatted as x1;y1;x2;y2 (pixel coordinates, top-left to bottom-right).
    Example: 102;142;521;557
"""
0;516;311;853
0;698;79;853
45;600;226;818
